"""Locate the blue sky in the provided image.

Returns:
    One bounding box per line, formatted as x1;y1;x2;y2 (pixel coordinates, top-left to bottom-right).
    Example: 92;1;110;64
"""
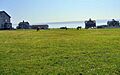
0;0;120;24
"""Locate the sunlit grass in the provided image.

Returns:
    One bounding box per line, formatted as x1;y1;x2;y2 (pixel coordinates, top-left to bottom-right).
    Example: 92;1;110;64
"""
0;29;120;75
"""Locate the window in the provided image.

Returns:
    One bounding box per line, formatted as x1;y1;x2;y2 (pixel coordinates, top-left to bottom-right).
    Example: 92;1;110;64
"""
5;19;8;22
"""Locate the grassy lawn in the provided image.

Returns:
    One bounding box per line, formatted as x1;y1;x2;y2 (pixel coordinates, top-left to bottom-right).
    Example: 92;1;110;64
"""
0;29;120;75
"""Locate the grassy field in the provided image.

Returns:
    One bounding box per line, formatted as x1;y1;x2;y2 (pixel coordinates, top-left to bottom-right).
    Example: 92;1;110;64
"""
0;29;120;75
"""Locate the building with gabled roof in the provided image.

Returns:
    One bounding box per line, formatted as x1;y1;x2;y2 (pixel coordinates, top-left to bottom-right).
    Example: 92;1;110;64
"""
17;20;30;29
107;19;119;27
0;11;12;30
85;18;96;29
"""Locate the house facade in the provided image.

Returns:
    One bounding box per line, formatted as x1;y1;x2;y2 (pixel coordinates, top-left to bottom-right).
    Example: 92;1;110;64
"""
17;20;30;29
0;11;12;30
85;18;96;29
107;19;120;27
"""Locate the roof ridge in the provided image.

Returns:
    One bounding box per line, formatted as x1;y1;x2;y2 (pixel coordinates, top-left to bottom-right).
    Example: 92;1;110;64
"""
0;11;11;18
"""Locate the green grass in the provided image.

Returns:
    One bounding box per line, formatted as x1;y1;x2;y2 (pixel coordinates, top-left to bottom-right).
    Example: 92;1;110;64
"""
0;29;120;75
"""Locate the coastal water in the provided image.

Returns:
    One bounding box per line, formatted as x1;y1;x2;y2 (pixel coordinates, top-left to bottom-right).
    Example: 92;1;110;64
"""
48;20;107;28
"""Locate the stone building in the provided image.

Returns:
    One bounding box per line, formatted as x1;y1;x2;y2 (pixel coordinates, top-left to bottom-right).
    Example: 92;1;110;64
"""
17;20;30;29
0;11;12;30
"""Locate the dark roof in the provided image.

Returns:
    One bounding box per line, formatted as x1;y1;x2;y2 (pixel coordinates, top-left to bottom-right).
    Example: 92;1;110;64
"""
0;11;11;18
19;22;29;25
32;25;49;27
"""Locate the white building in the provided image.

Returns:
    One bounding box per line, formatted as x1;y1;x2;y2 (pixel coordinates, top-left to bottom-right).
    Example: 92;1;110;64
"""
0;11;12;30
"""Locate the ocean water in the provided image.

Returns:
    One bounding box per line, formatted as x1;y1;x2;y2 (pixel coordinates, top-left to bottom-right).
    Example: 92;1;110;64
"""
48;20;107;28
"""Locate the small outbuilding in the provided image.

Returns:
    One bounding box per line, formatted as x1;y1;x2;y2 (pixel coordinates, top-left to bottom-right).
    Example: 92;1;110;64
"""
97;25;108;29
31;25;49;30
